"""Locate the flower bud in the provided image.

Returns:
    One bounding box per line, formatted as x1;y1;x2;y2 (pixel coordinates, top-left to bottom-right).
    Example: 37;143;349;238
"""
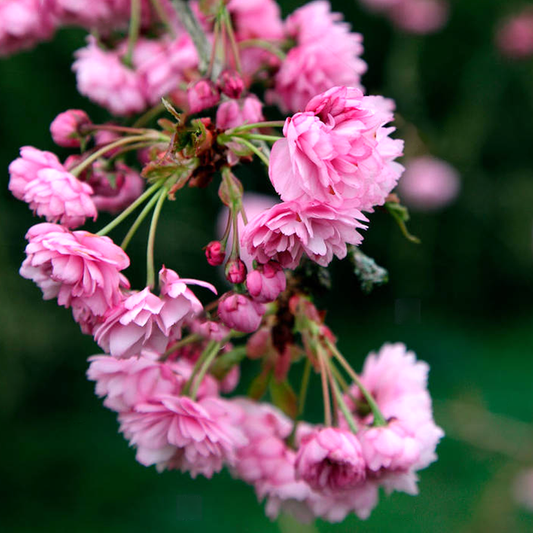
217;69;245;99
218;292;265;333
226;258;247;284
188;80;220;114
246;261;286;303
50;109;91;148
205;241;225;266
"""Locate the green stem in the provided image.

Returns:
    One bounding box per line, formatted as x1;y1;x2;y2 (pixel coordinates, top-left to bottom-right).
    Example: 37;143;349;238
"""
96;182;163;236
237;133;282;143
325;339;387;427
120;190;162;250
329;371;359;434
238;39;286;61
316;346;332;427
223;8;241;72
298;359;312;416
125;0;142;67
230;137;269;167
226;121;285;133
146;187;168;288
149;0;176;36
71;135;160;177
182;340;216;396
132;102;166;128
160;334;202;361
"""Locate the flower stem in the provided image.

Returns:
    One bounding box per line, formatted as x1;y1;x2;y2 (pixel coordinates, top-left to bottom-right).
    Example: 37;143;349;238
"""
191;341;221;400
317;345;332;427
149;0;176;37
325;338;387;427
146;187;168;288
299;358;312;416
160;334;202;361
120;190;162;250
236;133;282;143
125;0;142;67
238;39;286;61
96;182;163;236
222;7;241;72
230;137;269;167
226;121;285;133
133;102;166;128
329;369;359;434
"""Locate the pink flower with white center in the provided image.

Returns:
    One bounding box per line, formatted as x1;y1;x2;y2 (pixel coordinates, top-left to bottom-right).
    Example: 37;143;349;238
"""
269;2;366;113
270;86;404;212
216;95;264;130
389;0;449;35
295;428;366;494
0;0;56;57
20;223;130;315
73;37;147;116
228;0;284;41
398;156;460;211
497;10;533;59
89;162;145;215
218;293;265;333
187;80;220;114
86;353;184;412
22;168;96;228
359;420;420;472
8;146;64;200
241;201;367;269
50;109;91;148
119;395;247;478
246;261;286;303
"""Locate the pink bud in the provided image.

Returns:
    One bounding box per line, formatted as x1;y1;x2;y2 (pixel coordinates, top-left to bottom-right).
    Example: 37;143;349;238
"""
246;261;286;303
226;258;247;284
205;241;225;266
218;292;265;333
217;69;245;99
188;80;220;114
50;109;91;148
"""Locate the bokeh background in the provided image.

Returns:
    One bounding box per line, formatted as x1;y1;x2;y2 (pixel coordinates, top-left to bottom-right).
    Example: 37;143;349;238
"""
1;0;533;531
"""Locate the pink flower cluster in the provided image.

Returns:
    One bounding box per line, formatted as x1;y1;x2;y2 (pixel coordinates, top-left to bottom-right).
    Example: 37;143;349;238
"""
496;9;533;59
359;0;449;35
242;86;403;270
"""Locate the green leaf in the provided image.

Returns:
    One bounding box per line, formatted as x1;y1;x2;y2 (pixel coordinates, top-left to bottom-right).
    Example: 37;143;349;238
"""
210;346;247;379
269;379;298;419
248;369;271;401
385;201;421;244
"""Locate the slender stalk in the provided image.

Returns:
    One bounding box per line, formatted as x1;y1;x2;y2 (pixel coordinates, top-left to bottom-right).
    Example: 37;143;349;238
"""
207;17;220;80
146;187;168;288
317;346;332;427
96;182;163;236
231;137;269;167
325;355;339;427
86;124;151;135
160;334;202;361
132;102;166;128
298;359;312;416
223;8;241;72
71;135;161;177
191;341;221;400
227;121;285;133
182;340;216;396
236;133;282;143
325;339;387;427
329;371;359;434
238;39;286;61
149;0;176;36
125;0;142;67
120;190;162;250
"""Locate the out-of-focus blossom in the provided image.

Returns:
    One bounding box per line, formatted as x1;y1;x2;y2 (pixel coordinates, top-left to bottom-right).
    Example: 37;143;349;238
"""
50;109;91;148
389;0;449;35
496;9;533;59
216;96;264;130
228;0;284;41
397;156;460;211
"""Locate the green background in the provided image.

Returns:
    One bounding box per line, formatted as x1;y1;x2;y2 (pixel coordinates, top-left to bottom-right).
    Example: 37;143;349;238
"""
1;0;533;531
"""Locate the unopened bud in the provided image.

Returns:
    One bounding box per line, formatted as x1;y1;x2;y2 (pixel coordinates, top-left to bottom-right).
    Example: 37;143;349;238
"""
188;80;220;114
217;69;245;99
226;258;247;284
205;241;225;266
50;109;91;148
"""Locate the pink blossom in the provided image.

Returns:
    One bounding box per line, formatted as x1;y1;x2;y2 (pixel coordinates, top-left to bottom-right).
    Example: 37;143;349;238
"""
398;156;460;211
188;318;230;342
205;241;226;266
22;168;96;228
270;2;366;113
295;428;366;494
241;201;367;269
50;109;91;148
496;10;533;59
87;353;184;412
220;365;240;393
216;96;264;130
228;0;284;41
359;0;403;13
0;0;56;57
119;395;247;477
225;258;247;284
270;86;404;212
246;261;286;303
89;162;145;214
73;37;147;116
217;70;245;99
188;80;220;114
20;223;130;315
218;293;265;333
8;146;64;200
389;0;449;35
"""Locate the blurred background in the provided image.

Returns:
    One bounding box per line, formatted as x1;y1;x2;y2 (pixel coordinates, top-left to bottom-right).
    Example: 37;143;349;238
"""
1;0;533;531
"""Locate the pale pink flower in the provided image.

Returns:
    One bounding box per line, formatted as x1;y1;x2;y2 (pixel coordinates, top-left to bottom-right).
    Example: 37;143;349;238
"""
22;168;96;228
119;395;247;477
398;156;460;211
270;1;366;113
295;428;366;494
0;0;56;57
188;79;220;114
512;469;533;512
241;201;367;269
50;109;91;148
87;353;184;412
216;96;264;130
228;0;284;41
8;146;64;200
89;162;145;215
389;0;449;35
496;10;533;59
246;261;286;303
218;293;265;333
73;37;147;116
20;223;130;315
270;86;404;212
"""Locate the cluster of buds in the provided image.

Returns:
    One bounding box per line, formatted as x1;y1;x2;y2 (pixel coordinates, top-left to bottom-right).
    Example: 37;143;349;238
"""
6;0;445;524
